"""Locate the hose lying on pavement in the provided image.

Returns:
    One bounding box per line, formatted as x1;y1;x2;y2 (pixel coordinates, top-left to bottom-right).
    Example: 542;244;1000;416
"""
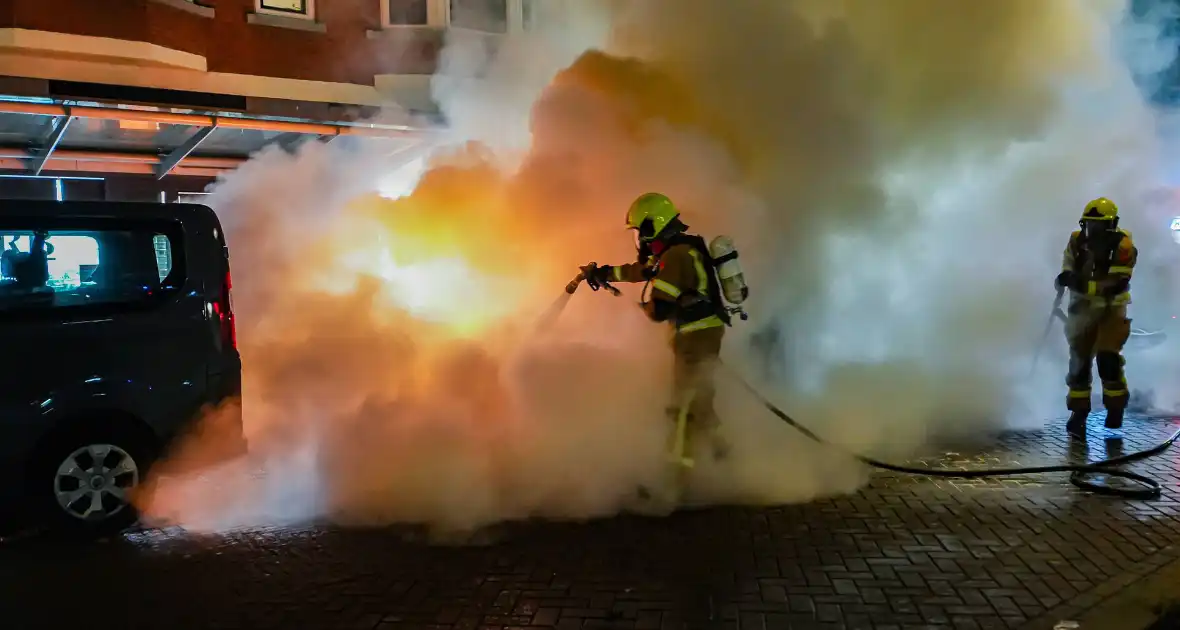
555;274;1179;500
724;366;1180;501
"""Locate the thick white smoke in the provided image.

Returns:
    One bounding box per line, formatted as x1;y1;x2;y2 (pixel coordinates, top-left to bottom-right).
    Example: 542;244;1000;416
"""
141;0;1180;536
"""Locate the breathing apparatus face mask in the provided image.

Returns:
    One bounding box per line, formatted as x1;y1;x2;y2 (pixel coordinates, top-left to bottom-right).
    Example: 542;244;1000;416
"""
1081;219;1115;243
633;220;658;257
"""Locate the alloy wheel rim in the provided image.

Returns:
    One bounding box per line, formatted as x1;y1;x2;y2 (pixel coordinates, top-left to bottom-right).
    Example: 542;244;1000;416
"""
53;444;139;521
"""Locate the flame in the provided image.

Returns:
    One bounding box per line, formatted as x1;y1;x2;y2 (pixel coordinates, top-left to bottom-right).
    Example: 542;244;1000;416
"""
337;237;523;337
288;52;713;340
301;165;546;339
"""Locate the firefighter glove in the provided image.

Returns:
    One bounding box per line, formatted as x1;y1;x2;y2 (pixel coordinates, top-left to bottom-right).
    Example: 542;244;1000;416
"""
1055;270;1083;292
580;263;612;291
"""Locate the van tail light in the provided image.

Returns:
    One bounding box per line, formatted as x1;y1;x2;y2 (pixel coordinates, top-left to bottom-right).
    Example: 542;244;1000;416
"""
213;269;237;351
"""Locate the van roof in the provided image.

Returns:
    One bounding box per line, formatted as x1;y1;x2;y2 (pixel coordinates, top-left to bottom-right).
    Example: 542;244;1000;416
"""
0;200;222;226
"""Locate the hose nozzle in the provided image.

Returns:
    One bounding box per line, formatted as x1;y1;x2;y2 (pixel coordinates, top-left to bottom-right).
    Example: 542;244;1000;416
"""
565;273;585;295
566;268;620;296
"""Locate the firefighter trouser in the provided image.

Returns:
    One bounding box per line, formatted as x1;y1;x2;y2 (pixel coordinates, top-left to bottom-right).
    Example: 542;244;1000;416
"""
1064;304;1131;413
669;326;725;447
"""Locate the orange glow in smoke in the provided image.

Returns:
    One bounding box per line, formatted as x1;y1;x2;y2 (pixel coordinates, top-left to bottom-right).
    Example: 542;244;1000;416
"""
296;52;720;339
135;49;716;531
305;163;554;338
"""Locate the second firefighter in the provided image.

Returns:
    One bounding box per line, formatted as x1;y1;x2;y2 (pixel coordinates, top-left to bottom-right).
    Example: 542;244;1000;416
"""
1055;196;1138;438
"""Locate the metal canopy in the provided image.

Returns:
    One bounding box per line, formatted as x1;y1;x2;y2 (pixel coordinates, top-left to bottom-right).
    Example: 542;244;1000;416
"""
0;98;432;178
28;113;74;176
155;124;216;180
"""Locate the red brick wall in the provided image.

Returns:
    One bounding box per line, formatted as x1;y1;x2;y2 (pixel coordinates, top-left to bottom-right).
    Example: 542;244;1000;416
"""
2;0;444;84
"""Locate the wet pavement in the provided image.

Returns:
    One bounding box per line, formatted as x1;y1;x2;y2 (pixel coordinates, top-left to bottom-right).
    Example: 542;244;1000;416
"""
2;413;1179;630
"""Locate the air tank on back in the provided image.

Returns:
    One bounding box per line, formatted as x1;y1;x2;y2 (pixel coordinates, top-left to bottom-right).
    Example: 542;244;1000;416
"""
708;235;748;305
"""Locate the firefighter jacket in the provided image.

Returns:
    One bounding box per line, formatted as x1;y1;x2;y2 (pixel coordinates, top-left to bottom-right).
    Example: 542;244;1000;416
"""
607;236;727;333
1061;228;1137;309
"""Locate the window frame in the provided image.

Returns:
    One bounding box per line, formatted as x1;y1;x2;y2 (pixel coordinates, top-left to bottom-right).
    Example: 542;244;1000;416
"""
255;0;316;21
520;0;535;32
378;0;537;33
445;0;511;35
380;0;439;28
0;216;188;324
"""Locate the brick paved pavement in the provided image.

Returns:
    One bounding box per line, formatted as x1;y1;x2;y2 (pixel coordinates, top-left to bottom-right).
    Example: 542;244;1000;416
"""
1;413;1178;630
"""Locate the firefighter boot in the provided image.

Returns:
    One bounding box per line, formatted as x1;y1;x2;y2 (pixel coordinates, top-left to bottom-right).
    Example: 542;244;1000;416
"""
1096;352;1128;429
1104;407;1124;430
1065;410;1088;440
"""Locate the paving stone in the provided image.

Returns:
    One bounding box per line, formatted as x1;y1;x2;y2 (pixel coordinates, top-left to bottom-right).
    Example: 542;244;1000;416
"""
0;415;1178;630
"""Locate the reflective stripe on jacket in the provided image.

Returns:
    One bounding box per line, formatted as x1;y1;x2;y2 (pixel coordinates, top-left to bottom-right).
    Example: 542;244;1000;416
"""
650;244;724;332
610;245;725;332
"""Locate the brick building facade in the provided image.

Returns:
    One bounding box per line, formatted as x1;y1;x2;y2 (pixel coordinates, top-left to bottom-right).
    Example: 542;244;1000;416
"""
0;0;539;200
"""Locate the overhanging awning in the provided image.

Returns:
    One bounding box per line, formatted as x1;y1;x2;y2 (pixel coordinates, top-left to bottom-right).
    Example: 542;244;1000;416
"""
0;97;435;178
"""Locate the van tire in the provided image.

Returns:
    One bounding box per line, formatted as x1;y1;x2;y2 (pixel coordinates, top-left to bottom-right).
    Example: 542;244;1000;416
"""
27;420;158;539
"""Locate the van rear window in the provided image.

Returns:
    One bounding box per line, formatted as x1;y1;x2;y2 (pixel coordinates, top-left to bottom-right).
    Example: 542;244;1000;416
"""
0;226;181;313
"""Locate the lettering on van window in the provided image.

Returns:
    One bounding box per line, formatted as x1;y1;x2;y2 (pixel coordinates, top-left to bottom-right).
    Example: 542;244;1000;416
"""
0;229;177;312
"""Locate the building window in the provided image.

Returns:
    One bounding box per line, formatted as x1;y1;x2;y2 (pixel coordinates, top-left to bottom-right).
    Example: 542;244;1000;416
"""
521;0;535;31
449;0;508;34
256;0;314;19
384;0;430;26
375;0;543;34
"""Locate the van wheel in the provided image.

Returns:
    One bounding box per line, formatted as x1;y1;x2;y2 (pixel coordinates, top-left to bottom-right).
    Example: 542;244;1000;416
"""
29;424;156;538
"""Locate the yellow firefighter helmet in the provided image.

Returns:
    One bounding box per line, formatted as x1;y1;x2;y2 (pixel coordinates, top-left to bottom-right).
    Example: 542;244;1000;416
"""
625;192;680;242
1082;197;1119;221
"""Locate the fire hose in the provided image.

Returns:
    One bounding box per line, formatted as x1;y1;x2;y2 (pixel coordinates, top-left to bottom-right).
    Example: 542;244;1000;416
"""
559;273;1180;500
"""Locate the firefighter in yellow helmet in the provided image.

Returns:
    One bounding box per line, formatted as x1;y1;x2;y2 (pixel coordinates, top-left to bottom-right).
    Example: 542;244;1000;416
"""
1055;197;1138;438
581;193;734;461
